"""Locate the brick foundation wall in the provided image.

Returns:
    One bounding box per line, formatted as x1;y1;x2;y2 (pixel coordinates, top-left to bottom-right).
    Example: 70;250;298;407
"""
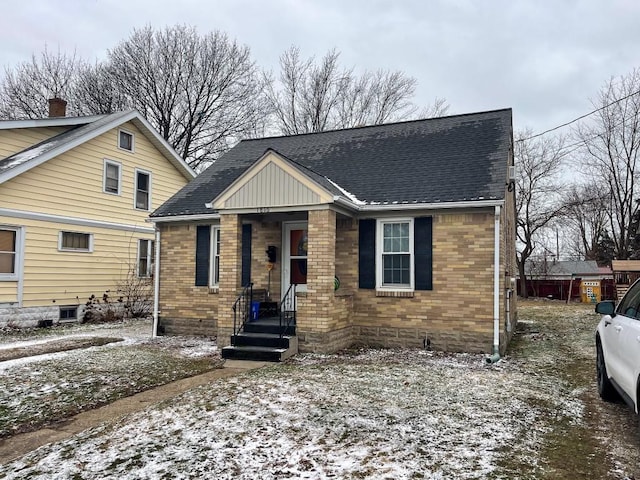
298;325;354;353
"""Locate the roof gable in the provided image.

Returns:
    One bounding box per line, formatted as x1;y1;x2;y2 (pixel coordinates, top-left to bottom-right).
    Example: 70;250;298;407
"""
153;108;513;218
212;150;334;210
0;110;195;184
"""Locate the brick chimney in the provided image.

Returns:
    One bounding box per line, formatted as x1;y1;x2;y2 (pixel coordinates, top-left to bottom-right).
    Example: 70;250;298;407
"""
48;98;67;118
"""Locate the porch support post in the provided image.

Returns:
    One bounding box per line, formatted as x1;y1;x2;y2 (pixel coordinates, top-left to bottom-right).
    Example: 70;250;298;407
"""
218;213;243;348
303;209;337;337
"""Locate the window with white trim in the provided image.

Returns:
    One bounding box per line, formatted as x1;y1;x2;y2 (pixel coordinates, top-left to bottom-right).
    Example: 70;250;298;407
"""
119;129;134;152
0;228;17;278
138;239;155;278
103;160;121;195
209;227;221;287
135;170;151;210
59;232;93;252
377;219;414;290
60;306;78;321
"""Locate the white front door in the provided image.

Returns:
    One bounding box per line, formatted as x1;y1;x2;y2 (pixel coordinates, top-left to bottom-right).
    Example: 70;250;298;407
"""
282;222;308;309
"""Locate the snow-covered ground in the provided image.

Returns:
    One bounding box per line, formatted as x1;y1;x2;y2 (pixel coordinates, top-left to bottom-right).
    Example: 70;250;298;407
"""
0;319;219;437
1;352;577;478
0;304;637;479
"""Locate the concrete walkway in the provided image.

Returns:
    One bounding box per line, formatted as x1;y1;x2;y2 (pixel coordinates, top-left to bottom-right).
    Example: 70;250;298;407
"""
0;360;267;464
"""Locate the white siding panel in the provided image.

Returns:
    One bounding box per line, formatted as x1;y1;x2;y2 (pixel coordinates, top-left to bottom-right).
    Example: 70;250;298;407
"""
225;162;320;208
0;281;18;303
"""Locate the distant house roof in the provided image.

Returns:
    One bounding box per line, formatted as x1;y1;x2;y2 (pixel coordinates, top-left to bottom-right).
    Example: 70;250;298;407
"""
526;260;606;278
152;108;513;218
611;260;640;272
0;110;195;184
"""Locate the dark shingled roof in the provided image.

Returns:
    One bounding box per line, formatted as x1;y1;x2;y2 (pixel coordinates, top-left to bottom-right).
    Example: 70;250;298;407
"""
152;108;512;217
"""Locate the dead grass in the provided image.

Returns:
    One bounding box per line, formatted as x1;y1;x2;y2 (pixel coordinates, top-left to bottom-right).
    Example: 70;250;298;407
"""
509;299;640;479
0;337;123;362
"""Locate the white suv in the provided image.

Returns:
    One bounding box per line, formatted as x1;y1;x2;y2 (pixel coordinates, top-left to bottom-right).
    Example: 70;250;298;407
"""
595;279;640;413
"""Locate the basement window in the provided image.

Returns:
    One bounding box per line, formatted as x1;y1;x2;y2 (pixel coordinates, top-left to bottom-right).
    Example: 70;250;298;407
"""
59;306;78;321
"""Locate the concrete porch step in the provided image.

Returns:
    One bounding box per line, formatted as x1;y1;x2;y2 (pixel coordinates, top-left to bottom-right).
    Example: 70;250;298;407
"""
231;332;294;349
243;316;296;336
221;341;298;362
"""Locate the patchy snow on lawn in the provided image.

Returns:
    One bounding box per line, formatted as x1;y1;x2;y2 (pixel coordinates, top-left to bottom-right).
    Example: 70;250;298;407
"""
0;322;220;438
1;349;582;479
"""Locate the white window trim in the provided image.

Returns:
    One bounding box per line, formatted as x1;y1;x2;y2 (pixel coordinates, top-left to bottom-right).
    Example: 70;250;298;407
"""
134;168;152;211
59;306;78;321
376;218;415;291
118;128;135;153
0;225;22;282
103;159;122;196
209;226;221;287
137;238;154;278
58;231;94;253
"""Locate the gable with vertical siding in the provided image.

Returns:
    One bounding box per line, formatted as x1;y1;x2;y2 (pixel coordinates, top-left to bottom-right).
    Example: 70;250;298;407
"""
224;161;321;208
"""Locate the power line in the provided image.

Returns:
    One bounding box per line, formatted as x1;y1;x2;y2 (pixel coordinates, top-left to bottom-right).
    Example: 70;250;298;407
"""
548;109;640;160
518;87;640;142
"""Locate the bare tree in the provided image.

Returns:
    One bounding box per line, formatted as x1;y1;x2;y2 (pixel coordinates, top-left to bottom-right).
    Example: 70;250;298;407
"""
562;183;609;261
417;96;450;119
106;25;268;170
0;46;80;118
575;68;640;260
0;26;267;170
71;62;130;115
264;46;447;135
515;129;567;298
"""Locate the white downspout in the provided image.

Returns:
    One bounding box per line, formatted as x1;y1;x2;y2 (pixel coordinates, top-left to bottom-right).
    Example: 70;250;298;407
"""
486;205;501;364
152;228;161;338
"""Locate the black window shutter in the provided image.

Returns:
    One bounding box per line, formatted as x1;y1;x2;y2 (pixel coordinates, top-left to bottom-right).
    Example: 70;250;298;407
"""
241;223;252;287
414;217;433;291
195;225;211;286
358;219;376;289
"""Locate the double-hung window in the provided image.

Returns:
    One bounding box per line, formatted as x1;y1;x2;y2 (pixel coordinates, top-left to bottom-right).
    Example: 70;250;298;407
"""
377;219;414;290
209;227;221;287
135;170;151;210
138;239;155;278
104;160;121;195
0;228;18;279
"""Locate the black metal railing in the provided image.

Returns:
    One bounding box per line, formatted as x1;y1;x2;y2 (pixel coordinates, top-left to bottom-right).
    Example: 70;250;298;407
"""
279;283;297;338
231;283;253;346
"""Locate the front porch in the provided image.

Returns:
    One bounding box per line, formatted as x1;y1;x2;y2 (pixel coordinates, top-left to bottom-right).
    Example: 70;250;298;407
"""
217;209;357;360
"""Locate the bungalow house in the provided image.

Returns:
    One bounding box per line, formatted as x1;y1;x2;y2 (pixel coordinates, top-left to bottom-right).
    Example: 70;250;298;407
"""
150;108;517;360
0;99;195;326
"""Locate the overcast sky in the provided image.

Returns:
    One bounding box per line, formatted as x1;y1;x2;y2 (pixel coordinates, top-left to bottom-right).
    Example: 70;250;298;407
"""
1;0;638;135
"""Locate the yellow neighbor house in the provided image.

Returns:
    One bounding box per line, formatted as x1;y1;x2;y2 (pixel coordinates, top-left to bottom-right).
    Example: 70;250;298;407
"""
0;106;195;326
